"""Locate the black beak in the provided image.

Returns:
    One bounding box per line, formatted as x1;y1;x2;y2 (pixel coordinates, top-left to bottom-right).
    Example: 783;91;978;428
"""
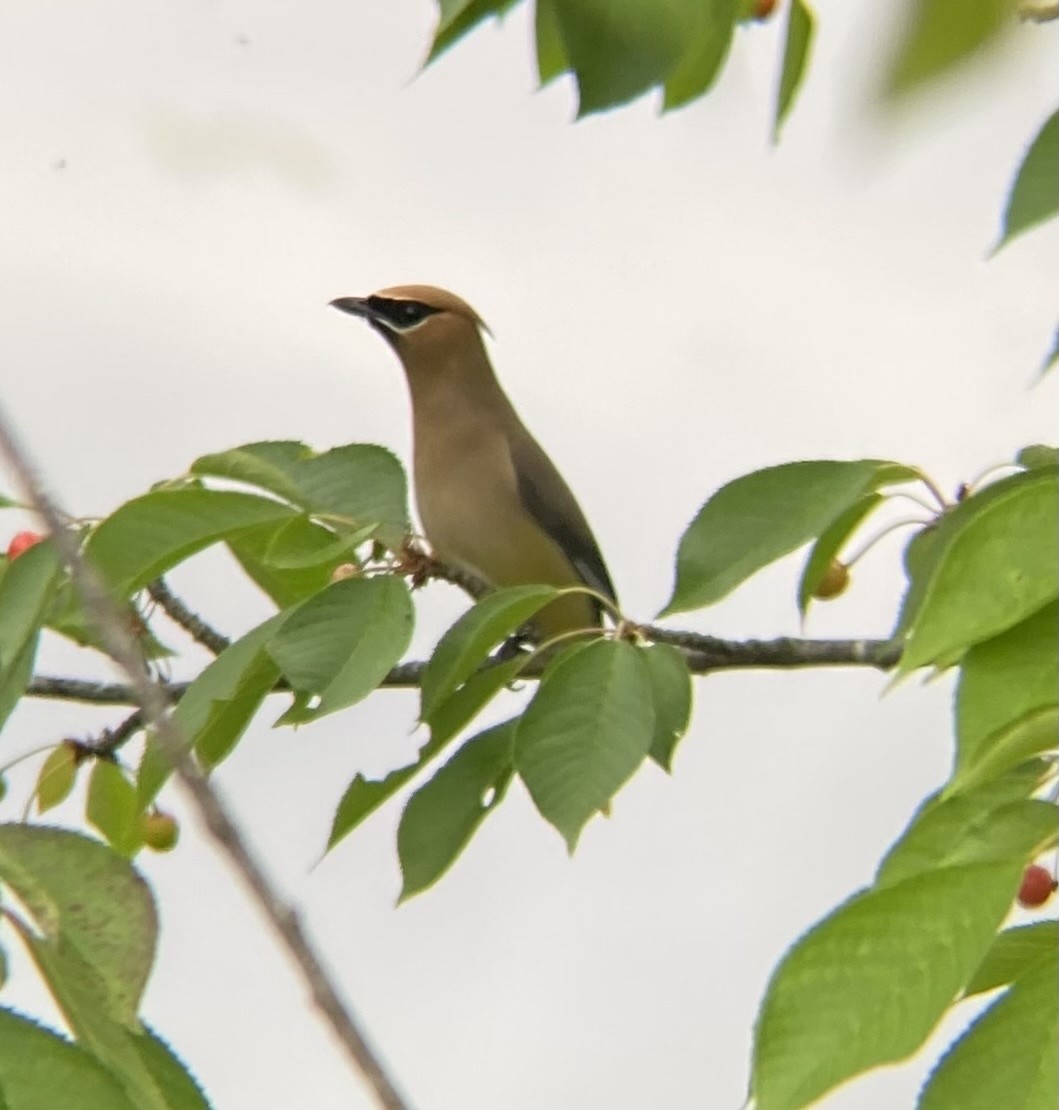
329;296;376;321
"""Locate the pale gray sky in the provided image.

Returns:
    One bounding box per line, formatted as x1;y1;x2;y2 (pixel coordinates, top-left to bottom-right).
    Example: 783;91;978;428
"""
1;3;1056;1108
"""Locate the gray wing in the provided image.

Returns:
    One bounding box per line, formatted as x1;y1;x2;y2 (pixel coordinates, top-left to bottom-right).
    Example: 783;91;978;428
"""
508;430;617;609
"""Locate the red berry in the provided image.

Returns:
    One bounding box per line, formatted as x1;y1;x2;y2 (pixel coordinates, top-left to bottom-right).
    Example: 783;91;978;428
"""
752;0;779;19
6;531;44;561
1017;864;1057;909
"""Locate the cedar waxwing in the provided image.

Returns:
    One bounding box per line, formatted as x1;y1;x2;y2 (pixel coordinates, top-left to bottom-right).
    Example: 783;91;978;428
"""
330;285;616;638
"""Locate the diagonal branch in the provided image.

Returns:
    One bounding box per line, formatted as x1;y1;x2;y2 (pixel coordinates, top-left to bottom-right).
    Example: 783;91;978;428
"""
0;403;411;1110
145;578;231;655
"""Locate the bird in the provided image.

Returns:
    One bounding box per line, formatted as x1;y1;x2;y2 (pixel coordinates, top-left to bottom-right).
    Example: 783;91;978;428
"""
330;284;616;638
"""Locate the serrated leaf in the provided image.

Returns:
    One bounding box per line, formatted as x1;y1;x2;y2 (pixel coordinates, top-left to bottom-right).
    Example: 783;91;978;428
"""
662;0;737;111
515;640;654;851
398;720;516;900
994;109;1058;254
0;1008;138;1110
773;0;815;140
665;459;917;615
137;615;284;806
426;0;519;63
919;948;1057;1110
883;0;1015;99
797;492;882;616
86;762;142;857
327;733;452;852
896;469;1058;672
952;602;1058;793
553;0;701;117
420;585;557;722
0;825;157;1027
642;643;693;771
267;576;413;722
131;1026;211;1110
83;489;296;598
35;744;79;814
751;860;1024;1110
965;921;1058;996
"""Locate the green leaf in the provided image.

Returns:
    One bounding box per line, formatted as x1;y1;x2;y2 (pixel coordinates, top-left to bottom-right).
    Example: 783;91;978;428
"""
665;459;917;615
952;602;1058;793
131;1027;211;1110
137;615;284;806
86;762;142;857
34;744;79;814
0;633;39;734
751;860;1024;1110
884;0;1015;98
965;921;1058;996
896;469;1059;672
994;109;1058;253
515;640;654;850
797;492;882;617
420;585;557;722
642;643;693;772
426;0;519;63
920;947;1057;1110
193;441;409;538
1041;325;1059;378
327;733;452;852
84;489;296;598
876;793;1057;889
264;519;375;569
772;0;815;140
1016;444;1059;470
662;0;737;111
397;720;516;900
0;1009;138;1110
552;0;700;117
227;520;337;608
535;0;568;85
267;576;413;723
0;539;61;674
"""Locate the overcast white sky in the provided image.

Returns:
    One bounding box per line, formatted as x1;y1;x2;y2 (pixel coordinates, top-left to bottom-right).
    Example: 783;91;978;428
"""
1;2;1056;1108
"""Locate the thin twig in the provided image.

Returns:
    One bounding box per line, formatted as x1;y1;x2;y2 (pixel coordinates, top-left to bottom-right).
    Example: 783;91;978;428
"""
146;578;231;655
0;403;410;1110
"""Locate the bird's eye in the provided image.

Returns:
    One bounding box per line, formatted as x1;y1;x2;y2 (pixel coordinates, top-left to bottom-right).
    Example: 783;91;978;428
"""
397;301;430;326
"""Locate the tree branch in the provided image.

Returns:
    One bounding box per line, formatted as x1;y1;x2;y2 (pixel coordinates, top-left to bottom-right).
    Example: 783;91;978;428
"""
0;404;411;1110
146;578;232;655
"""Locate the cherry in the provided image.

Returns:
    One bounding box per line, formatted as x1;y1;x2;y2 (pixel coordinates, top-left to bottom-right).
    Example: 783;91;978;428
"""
6;531;44;561
1017;864;1057;909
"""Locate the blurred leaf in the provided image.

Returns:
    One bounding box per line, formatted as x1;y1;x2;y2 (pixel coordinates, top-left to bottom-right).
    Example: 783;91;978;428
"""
662;0;737;110
426;0;520;62
0;825;157;1027
965;921;1057;996
896;469;1058;672
0;492;26;508
952;602;1058;793
665;459;916;615
535;0;568;84
797;493;882;616
137;615;284;806
884;0;1015;98
398;720;516;900
773;0;815;140
84;489;295;598
0;633;38;734
1041;325;1059;378
87;763;142;857
35;744;79;814
516;640;654;850
0;539;61;675
642;643;693;771
751;859;1024;1110
920;946;1057;1110
0;1008;138;1110
268;576;413;723
994;109;1058;253
552;0;699;117
420;585;557;721
327;733;452;852
1016;444;1059;470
